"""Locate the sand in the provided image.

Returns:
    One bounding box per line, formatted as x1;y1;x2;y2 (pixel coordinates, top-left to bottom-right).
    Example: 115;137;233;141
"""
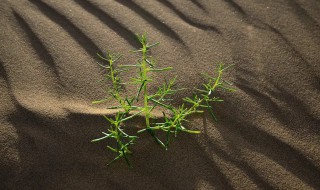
1;0;320;189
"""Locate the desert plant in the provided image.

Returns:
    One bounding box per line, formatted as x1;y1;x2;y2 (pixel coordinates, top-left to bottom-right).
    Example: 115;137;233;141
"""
92;34;234;167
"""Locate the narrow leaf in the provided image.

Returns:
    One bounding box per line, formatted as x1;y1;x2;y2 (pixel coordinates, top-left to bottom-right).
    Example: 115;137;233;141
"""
149;98;172;110
107;154;122;166
120;111;143;122
92;97;111;104
91;133;111;142
107;146;118;153
149;67;173;72
146;42;160;49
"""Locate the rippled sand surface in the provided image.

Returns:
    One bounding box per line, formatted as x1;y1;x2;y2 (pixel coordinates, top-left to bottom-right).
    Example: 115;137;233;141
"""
1;0;320;189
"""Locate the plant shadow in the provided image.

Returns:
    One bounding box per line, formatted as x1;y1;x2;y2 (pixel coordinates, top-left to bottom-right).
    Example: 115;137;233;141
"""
8;104;235;189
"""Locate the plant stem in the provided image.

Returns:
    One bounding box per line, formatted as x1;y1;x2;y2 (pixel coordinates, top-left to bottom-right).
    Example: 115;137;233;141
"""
108;55;129;112
141;43;151;129
211;65;223;93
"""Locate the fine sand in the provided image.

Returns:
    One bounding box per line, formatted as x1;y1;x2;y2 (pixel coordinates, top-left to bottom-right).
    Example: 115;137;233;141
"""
1;0;320;189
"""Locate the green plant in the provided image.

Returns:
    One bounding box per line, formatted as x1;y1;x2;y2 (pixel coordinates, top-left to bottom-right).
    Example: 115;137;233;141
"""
92;34;234;167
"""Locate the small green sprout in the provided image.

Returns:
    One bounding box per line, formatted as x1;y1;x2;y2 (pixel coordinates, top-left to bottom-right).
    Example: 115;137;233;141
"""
92;34;234;167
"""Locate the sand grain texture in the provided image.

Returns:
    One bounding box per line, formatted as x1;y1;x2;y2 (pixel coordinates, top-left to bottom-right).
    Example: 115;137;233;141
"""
1;0;320;189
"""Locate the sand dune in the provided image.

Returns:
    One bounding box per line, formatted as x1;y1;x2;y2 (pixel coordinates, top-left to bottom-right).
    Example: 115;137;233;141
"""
1;0;320;189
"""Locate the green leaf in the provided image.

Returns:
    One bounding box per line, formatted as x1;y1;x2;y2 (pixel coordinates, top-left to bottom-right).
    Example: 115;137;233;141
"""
91;133;112;142
107;154;122;166
113;54;123;62
221;64;235;71
96;62;110;69
220;86;237;92
149;98;172;110
146;59;154;68
118;64;141;68
107;146;118;153
204;100;217;121
103;115;115;124
148;129;166;148
181;129;201;134
92;97;111;104
149;67;173;72
97;53;109;61
135;80;146;101
146;42;160;49
183;97;198;104
106;106;122;109
120;111;143;122
122;150;132;168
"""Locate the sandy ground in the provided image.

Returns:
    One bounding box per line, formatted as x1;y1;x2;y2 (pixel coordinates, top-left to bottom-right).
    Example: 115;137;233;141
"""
1;0;320;189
